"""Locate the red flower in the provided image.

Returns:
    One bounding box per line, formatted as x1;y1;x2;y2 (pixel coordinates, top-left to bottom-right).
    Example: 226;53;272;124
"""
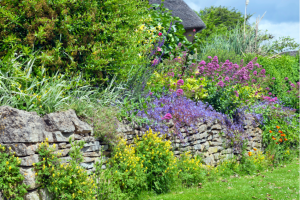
269;130;273;133
158;32;162;36
279;138;283;143
276;126;280;129
281;134;286;137
278;130;283;134
272;137;276;140
284;138;288;141
248;152;252;156
276;142;278;144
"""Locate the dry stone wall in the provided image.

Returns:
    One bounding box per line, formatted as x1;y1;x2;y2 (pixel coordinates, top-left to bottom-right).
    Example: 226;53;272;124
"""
0;106;263;200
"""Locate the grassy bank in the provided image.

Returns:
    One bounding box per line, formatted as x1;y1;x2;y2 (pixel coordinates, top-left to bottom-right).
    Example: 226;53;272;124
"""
137;157;300;200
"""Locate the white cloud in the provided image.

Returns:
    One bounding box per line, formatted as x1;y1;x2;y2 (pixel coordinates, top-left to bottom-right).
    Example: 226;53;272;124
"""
248;17;299;51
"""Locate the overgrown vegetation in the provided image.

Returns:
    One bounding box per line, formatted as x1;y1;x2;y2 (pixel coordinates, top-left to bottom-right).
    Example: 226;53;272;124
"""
0;1;299;199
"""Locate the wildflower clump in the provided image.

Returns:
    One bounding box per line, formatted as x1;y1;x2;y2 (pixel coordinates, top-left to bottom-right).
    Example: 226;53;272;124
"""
0;144;29;199
134;128;177;194
107;137;147;199
176;151;206;187
33;138;96;199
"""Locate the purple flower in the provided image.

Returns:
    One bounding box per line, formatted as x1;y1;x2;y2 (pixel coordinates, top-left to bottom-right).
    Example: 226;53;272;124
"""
149;92;153;95
177;79;184;86
217;80;225;87
176;89;184;96
208;56;212;59
265;87;270;90
260;69;266;74
268;92;272;96
272;77;275;80
253;71;257;76
291;83;295;88
285;77;289;80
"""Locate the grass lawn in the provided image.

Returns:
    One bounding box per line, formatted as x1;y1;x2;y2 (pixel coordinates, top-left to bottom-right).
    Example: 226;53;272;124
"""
137;157;300;200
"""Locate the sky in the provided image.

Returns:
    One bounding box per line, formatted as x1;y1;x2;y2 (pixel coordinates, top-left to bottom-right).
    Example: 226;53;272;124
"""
183;0;299;52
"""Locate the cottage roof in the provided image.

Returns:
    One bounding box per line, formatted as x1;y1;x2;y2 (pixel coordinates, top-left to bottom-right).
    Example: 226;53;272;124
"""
148;0;206;33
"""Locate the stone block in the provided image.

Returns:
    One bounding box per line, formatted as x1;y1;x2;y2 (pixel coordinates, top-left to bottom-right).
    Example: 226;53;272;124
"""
59;156;72;164
198;124;207;133
194;144;202;150
203;155;214;165
208;147;218;154
20;154;39;167
2;143;35;157
0;106;45;143
24;189;40;200
80;162;94;169
38;187;53;200
58;143;67;149
52;131;72;142
20;167;40;190
211;124;221;130
42;109;92;134
53;149;70;157
83;152;101;157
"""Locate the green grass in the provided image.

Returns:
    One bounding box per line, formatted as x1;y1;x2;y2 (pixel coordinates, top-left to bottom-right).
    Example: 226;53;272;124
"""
137;157;300;200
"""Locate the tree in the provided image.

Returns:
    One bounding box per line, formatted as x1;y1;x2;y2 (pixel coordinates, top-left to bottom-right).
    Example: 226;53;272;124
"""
195;5;254;32
193;5;275;53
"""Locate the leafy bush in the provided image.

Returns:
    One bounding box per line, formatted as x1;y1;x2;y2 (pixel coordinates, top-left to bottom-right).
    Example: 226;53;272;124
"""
176;151;206;187
246;100;299;147
254;54;299;110
0;0;155;88
33;138;97;199
265;126;295;166
0;144;29;199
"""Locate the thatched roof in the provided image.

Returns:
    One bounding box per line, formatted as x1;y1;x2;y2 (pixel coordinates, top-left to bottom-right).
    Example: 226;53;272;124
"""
148;0;206;33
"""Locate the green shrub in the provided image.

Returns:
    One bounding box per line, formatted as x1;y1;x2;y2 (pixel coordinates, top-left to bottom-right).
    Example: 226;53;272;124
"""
33;138;96;199
255;54;299;110
0;144;29;199
176;151;206;187
0;0;154;88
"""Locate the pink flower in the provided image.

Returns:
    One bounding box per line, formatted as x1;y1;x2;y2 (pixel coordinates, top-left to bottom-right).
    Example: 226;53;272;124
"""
163;113;172;120
157;47;162;51
177;79;184;86
285;77;288;80
291;83;295;87
158;32;162;36
191;75;194;78
272;77;275;80
217;80;225;87
193;29;196;32
224;76;230;82
149;92;153;95
207;56;212;59
176;89;184;96
268;92;272;96
234;91;239;97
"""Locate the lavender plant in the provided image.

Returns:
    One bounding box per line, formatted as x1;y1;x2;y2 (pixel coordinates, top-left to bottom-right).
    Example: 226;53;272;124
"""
137;91;259;152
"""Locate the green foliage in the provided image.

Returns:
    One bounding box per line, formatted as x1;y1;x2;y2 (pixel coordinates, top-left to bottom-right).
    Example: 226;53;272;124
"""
146;1;200;64
176;151;206;187
195;5;254;33
33;138;96;200
247;101;299;147
255;54;299;109
107;138;148;199
193;9;229;50
265;131;294;167
0;144;30;199
0;0;154;88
